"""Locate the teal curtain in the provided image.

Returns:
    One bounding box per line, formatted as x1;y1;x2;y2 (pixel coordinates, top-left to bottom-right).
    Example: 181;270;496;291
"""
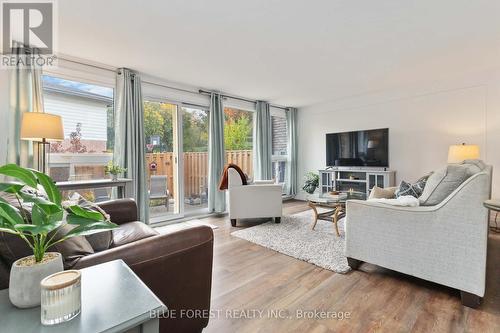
253;101;272;180
114;68;149;223
208;93;226;213
6;45;43;167
286;107;298;196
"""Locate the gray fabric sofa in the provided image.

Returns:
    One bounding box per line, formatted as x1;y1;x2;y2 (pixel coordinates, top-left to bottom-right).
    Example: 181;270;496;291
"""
345;164;491;308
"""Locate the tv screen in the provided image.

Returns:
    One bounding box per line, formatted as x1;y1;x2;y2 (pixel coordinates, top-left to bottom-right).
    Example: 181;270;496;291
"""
326;128;389;167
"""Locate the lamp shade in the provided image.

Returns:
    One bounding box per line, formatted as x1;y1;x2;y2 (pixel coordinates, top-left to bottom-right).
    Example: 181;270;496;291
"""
21;112;64;142
367;140;378;149
447;143;480;163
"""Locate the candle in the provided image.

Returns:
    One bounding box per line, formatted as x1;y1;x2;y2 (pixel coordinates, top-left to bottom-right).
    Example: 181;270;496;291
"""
40;270;81;325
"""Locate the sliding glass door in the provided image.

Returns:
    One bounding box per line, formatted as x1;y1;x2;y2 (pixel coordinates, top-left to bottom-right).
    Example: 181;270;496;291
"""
182;107;209;216
144;100;181;221
144;100;210;222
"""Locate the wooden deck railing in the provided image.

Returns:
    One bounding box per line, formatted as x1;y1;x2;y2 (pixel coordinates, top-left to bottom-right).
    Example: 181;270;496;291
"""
146;150;252;197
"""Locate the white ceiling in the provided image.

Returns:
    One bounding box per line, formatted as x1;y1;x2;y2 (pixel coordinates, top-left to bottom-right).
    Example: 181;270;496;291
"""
58;0;500;107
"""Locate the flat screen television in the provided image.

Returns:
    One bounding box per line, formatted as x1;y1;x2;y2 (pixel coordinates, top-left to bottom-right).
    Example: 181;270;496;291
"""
326;128;389;167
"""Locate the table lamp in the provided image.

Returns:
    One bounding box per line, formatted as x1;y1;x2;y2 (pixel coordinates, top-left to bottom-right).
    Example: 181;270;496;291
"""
21;112;64;173
447;143;480;164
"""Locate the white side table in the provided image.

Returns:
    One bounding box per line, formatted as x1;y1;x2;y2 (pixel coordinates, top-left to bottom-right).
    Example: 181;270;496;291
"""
0;260;167;333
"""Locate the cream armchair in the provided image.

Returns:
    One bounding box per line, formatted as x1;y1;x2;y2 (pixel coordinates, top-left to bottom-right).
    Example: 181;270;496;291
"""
227;168;283;227
345;166;492;308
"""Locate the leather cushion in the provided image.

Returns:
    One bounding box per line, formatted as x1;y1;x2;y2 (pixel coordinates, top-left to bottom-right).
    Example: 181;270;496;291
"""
0;232;32;267
49;225;95;268
0;225;94;270
111;222;159;247
85;231;113;252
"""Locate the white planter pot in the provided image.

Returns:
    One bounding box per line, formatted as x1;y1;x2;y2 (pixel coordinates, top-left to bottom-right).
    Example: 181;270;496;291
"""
110;174;118;181
9;252;63;308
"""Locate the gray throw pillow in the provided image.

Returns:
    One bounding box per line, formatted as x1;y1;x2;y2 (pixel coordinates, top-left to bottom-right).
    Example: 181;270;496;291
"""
65;193;113;252
419;165;471;206
395;174;430;198
461;159;486;174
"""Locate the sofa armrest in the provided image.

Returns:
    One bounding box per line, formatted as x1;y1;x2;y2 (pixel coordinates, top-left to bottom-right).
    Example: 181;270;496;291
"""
97;198;138;225
347;199;439;212
75;225;214;333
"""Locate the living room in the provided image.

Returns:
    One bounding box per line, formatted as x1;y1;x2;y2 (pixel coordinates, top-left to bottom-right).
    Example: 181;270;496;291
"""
0;1;499;332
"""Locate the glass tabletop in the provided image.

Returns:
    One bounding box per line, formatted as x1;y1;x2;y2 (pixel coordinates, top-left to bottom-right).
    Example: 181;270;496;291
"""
308;192;365;204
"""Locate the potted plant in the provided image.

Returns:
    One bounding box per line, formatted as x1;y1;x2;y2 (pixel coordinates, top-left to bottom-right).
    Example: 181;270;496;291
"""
0;164;117;308
302;172;319;194
105;162;127;181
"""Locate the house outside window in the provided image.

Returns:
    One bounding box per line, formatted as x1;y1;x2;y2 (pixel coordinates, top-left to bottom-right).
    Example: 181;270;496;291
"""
42;75;114;186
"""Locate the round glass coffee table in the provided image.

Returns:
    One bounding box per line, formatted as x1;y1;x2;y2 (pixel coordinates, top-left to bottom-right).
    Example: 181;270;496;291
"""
307;192;365;236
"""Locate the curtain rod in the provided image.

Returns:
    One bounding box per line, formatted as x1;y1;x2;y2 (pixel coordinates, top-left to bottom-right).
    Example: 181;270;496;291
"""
58;56;290;110
198;89;289;110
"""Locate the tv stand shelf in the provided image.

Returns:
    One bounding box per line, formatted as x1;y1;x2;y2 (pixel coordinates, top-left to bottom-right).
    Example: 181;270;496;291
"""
336;179;367;183
319;167;396;198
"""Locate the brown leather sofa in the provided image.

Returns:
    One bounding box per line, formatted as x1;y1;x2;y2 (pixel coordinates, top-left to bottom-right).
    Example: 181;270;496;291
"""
0;199;214;333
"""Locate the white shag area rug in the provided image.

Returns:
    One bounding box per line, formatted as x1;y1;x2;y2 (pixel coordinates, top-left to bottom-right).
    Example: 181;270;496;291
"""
231;210;350;273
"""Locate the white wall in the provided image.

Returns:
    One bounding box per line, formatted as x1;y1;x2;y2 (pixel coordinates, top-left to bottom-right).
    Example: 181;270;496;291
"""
297;73;500;199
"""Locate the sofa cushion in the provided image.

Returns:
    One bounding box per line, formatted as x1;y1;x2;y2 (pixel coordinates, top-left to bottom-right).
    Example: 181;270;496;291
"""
0;225;94;270
49;225;95;268
419;165;471;206
112;222;159;247
0;232;32;267
461;159;486;174
369;186;396;199
85;231;113;252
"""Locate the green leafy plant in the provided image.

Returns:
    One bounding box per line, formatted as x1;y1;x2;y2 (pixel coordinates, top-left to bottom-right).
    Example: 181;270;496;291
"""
0;164;117;263
302;172;319;194
105;162;127;176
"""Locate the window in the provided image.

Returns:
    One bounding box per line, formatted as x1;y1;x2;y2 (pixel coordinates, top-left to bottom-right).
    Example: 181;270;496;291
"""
224;107;253;177
271;113;288;193
42;75;114;200
42;75;114;174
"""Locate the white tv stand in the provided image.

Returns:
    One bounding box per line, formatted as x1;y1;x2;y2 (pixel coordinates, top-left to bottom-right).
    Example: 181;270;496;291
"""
318;167;396;198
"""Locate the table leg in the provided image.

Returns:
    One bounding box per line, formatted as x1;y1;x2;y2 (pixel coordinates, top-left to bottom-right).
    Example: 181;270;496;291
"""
309;202;319;230
333;205;342;237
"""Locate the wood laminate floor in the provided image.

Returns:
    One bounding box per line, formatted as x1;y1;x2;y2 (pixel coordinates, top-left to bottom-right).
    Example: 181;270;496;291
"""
201;200;500;333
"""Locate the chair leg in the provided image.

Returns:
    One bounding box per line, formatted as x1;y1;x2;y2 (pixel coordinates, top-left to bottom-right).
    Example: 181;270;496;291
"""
274;217;281;223
347;257;362;270
460;291;481;308
230;219;237;227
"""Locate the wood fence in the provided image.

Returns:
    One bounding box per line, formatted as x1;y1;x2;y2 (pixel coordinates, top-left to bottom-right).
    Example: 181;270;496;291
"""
146;150;252;198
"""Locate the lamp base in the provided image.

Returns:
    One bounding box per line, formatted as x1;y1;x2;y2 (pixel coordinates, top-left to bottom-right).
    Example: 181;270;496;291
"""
36;139;50;174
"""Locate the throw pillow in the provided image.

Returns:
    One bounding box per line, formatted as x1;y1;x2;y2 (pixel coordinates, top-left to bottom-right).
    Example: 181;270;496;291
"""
369;186;396;199
64;193;113;252
419;165;470;206
462;159;486;172
49;225;95;269
395;175;430;198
